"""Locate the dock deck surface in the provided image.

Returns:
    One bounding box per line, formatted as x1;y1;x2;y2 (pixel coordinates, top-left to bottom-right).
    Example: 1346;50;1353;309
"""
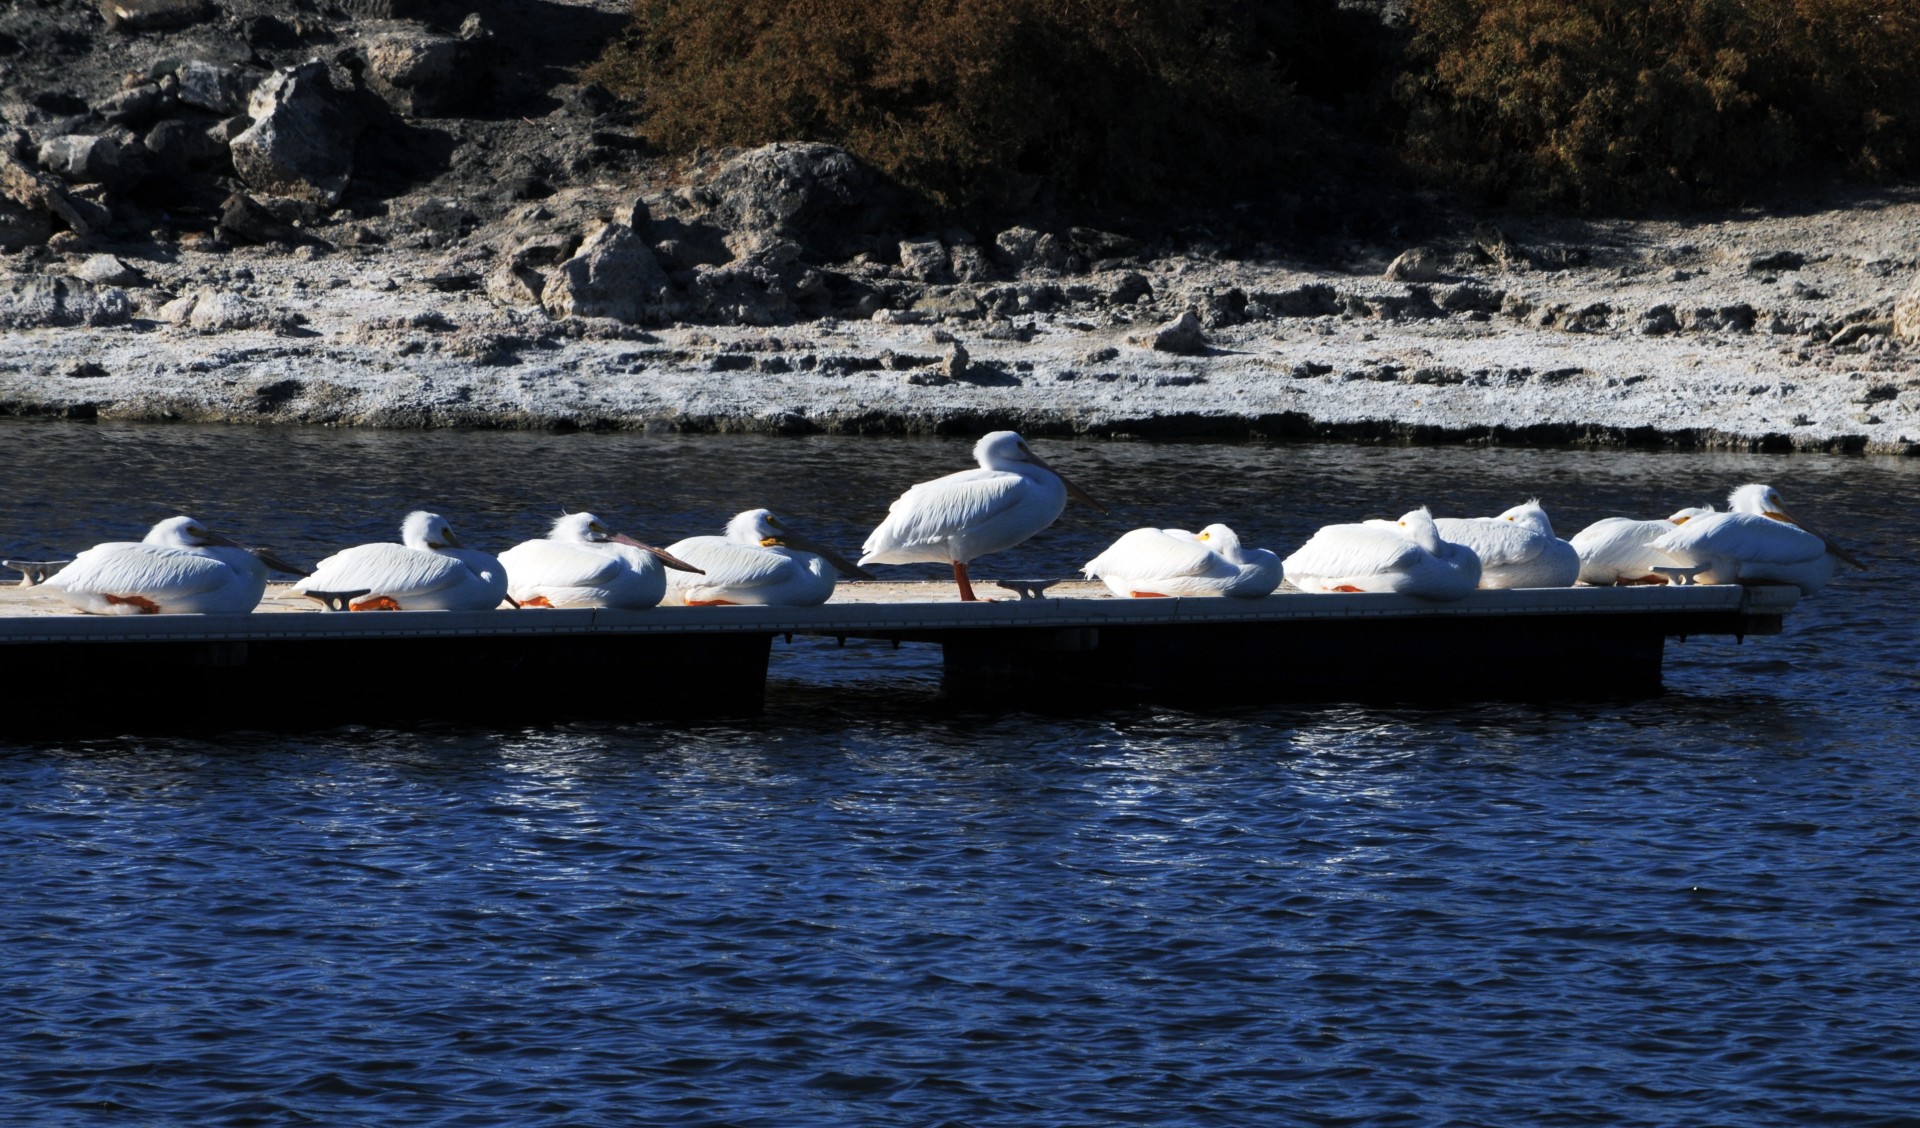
0;580;1799;640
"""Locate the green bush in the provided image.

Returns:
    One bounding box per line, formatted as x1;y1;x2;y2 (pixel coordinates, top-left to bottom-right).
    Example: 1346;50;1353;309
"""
587;0;1337;211
1398;0;1920;208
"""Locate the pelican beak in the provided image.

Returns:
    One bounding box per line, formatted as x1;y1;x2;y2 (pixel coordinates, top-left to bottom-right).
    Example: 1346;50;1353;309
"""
253;548;310;578
1025;450;1110;514
202;530;309;577
611;533;705;574
780;529;877;580
1772;506;1867;570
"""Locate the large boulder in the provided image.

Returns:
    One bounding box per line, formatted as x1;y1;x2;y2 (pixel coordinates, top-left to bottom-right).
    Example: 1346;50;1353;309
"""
229;61;363;207
1;146;112;239
37;135;131;185
0;275;133;329
358;24;477;115
1896;273;1920;343
693;142;901;261
540;223;676;324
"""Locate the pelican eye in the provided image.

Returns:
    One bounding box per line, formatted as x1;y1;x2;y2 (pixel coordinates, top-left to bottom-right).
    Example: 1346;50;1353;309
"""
1199;532;1211;541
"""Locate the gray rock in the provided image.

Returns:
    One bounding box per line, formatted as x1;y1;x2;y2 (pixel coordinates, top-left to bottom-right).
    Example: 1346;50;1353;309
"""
37;135;127;185
0;147;112;238
0;195;53;251
1131;309;1207;354
1383;246;1440;282
359;25;473;115
1747;250;1806;272
161;287;298;333
487;229;583;307
71;254;141;286
897;239;949;283
1637;304;1680;336
143;119;227;179
695;142;897;262
176;60;256;115
230;62;363;207
1895;274;1920;343
101;85;171;127
948;245;994;284
541;223;676;324
98;0;212;31
0;274;133;329
941;341;970;382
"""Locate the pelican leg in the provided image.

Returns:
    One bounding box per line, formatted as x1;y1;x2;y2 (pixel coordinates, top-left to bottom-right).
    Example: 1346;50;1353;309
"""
953;561;978;602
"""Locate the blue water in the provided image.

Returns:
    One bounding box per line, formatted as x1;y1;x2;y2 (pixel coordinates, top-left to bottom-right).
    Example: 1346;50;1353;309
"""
4;423;1918;1125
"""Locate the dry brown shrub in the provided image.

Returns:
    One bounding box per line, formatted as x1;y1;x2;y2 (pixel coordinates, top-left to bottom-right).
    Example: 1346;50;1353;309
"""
1399;0;1920;208
588;0;1330;211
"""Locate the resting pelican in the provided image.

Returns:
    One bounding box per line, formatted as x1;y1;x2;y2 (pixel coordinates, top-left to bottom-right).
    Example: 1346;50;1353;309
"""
1652;483;1865;594
663;509;871;607
292;511;509;611
1082;524;1282;598
1284;507;1481;599
498;512;702;609
1569;506;1715;585
44;515;305;614
1430;500;1580;589
859;430;1107;601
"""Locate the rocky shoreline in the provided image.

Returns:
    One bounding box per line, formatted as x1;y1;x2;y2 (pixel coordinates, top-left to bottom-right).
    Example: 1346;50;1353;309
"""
2;0;1918;452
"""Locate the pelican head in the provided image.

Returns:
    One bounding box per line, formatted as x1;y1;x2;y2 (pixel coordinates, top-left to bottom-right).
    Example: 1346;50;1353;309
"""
726;508;783;545
401;510;462;550
1728;483;1788;520
1496;499;1555;536
1667;505;1715;524
1395;507;1445;553
143;514;306;575
550;512;612;543
727;508;873;579
973;430;1108;513
144;515;216;548
1197;523;1241;550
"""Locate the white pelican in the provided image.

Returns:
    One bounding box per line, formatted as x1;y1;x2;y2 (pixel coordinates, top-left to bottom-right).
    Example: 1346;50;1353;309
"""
859;430;1107;601
663;509;872;607
1283;507;1481;599
1652;483;1865;594
1082;524;1282;599
44;515;305;614
498;512;703;609
1569;506;1715;585
1432;500;1580;588
292;511;509;611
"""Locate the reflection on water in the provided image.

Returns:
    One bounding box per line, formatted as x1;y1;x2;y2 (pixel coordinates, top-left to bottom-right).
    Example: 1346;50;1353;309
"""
4;421;1919;1124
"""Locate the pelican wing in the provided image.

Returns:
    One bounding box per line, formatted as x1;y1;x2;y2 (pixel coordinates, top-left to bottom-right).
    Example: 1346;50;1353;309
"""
668;537;794;590
1655;512;1825;565
1436;518;1544;568
1284;524;1424;579
293;543;472;597
499;540;628;590
1085;528;1220;581
865;469;1027;555
1570;518;1680;581
52;544;234;598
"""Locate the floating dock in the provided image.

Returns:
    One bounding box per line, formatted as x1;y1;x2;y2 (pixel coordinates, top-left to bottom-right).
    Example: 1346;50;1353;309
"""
0;581;1798;730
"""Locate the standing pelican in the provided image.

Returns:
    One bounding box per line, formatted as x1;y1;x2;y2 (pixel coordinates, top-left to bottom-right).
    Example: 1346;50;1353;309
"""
498;512;702;609
1283;507;1481;599
663;509;872;607
293;511;509;611
1432;500;1580;589
859;431;1107;601
44;515;305;614
1082;524;1282;599
1569;506;1715;585
1652;483;1865;594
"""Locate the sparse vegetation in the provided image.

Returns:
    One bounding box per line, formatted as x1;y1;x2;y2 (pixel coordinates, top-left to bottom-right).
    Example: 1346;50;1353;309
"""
1398;0;1920;208
587;0;1343;212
